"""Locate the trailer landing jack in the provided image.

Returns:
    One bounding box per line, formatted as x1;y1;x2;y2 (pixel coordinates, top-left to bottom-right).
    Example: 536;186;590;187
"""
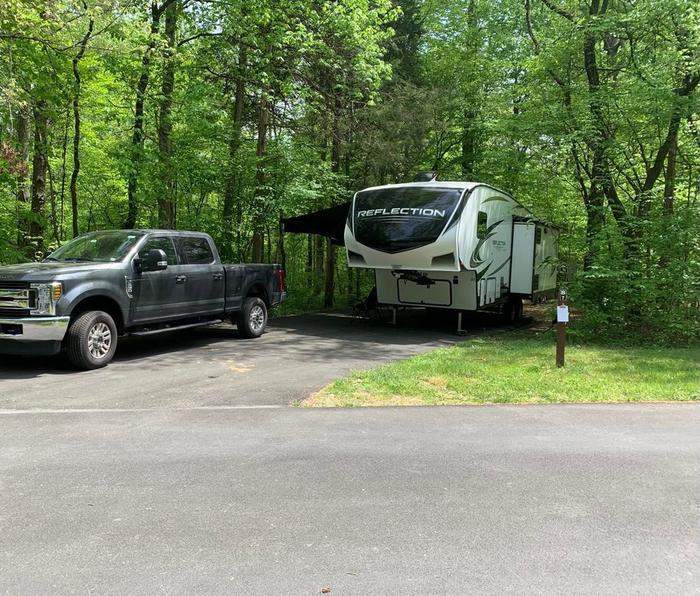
457;312;468;336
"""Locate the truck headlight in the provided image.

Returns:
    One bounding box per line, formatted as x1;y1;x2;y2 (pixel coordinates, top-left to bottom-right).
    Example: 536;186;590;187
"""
30;282;63;315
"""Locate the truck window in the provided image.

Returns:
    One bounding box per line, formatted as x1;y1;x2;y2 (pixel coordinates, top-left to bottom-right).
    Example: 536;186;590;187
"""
477;211;488;239
140;236;178;265
180;237;214;264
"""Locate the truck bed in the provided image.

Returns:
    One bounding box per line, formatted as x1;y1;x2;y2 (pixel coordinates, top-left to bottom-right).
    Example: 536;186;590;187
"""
223;263;286;313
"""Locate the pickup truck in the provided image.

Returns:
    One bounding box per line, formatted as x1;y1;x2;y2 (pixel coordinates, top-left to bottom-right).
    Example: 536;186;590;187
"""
0;230;286;369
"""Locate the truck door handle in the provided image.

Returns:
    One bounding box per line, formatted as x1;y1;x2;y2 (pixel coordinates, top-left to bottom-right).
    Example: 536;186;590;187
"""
176;275;187;284
212;273;223;281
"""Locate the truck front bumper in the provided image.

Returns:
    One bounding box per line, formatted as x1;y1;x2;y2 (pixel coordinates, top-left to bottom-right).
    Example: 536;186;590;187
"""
0;316;70;356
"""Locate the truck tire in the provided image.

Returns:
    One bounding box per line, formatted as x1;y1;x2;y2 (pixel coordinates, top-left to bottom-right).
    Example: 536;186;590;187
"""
66;310;118;370
237;297;267;338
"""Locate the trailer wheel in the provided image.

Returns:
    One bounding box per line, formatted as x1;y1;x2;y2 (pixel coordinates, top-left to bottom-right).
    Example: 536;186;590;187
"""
237;297;267;338
502;297;523;324
66;310;118;370
515;297;524;320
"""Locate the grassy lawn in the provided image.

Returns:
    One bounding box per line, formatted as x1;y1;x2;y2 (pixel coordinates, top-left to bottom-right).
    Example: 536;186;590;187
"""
301;334;700;407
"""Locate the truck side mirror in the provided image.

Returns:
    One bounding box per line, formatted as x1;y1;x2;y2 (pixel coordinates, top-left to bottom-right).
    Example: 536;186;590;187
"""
142;249;168;272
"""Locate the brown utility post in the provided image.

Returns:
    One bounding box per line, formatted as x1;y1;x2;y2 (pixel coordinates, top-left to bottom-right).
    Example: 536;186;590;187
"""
556;288;568;368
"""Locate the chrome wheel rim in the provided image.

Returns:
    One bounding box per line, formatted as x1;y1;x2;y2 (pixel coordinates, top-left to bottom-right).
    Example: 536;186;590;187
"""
88;322;112;359
250;305;265;332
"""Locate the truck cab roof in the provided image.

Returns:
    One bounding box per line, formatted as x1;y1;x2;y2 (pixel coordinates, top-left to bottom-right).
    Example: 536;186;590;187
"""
127;229;213;237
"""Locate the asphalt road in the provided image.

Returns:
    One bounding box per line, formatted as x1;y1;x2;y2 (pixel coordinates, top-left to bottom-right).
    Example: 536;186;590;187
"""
0;404;697;595
0;311;468;410
1;312;698;594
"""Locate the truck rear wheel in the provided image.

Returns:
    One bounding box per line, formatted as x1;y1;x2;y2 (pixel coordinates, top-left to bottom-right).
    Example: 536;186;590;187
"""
66;310;118;370
237;297;267;338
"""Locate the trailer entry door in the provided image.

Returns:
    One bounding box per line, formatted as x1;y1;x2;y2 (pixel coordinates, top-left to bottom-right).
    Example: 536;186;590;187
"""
511;222;535;294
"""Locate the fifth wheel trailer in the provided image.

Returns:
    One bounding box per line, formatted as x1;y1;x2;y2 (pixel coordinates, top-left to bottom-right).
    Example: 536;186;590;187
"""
343;181;558;322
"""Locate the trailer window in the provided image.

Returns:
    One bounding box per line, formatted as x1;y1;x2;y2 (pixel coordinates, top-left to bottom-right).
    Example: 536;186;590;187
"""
477;211;488;239
352;186;462;253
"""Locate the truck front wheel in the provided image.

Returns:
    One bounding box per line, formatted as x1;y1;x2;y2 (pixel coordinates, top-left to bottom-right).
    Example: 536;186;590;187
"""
66;310;118;369
237;297;267;338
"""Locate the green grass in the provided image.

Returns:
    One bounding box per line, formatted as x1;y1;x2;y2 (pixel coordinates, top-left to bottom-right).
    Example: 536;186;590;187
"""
301;334;700;407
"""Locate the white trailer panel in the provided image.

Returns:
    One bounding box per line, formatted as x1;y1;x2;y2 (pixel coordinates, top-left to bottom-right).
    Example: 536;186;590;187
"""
511;222;536;294
345;181;557;312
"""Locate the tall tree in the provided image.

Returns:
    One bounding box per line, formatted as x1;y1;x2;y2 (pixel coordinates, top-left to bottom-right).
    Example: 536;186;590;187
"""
29;100;49;246
157;0;178;229
14;105;31;245
124;0;173;228
251;95;269;262
221;44;247;261
69;1;94;237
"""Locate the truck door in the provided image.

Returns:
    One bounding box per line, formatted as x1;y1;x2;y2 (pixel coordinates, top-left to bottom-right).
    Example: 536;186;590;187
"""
131;235;184;323
176;236;225;317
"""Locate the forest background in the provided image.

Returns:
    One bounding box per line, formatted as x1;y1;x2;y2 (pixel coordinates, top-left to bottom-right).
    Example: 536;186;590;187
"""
1;0;698;343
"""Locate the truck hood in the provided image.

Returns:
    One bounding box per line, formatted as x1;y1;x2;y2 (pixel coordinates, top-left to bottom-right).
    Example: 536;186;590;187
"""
0;261;118;282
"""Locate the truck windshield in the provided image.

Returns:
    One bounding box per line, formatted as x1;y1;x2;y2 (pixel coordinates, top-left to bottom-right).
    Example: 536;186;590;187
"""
47;231;145;263
353;186;462;253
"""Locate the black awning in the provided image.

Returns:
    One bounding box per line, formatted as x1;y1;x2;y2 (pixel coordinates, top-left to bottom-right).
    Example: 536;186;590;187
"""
282;202;351;246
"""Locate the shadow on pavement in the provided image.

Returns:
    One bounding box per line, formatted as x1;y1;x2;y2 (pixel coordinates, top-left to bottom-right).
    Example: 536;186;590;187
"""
0;308;520;380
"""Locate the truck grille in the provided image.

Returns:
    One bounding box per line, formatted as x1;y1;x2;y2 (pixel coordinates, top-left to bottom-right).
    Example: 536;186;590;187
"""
0;281;30;289
0;307;31;317
0;285;36;314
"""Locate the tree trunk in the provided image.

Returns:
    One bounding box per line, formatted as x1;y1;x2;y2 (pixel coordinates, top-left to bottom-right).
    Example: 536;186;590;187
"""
70;3;94;237
461;109;478;179
580;18;617;270
29;100;49;247
59;108;69;241
323;239;336;308
314;234;324;294
48;158;59;242
583;190;605;271
323;102;341;307
663;133;677;216
222;46;246;260
157;0;178;229
125;1;165;228
460;0;479;180
306;234;313;277
346;264;353;303
251;96;269;262
15;106;30;246
330;102;341;174
277;215;286;271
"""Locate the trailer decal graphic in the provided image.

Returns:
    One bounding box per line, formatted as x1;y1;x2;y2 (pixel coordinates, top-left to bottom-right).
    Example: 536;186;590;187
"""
356;208;447;218
481;196;509;204
476;256;511;282
469;219;504;269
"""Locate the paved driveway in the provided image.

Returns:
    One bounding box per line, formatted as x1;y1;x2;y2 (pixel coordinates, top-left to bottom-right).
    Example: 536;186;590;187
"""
0;311;486;410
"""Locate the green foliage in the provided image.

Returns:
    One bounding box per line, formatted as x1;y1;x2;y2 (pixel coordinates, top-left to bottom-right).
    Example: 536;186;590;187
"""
571;203;700;344
0;0;698;341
